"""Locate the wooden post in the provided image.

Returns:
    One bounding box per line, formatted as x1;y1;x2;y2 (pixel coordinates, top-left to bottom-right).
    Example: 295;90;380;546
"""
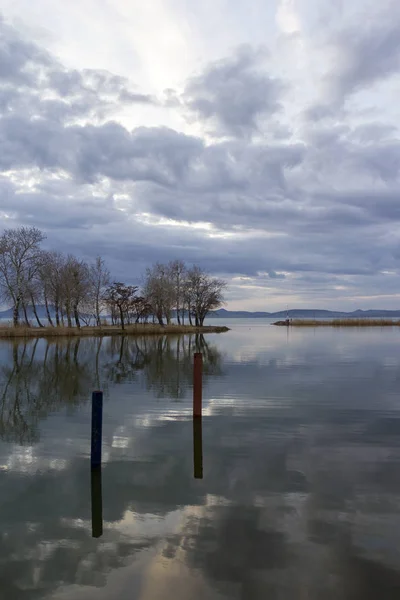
193;417;203;479
91;466;103;538
91;391;103;468
193;353;203;417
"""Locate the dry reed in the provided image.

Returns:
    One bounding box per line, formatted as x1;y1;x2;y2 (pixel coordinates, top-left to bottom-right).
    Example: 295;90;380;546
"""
0;323;229;339
285;319;400;327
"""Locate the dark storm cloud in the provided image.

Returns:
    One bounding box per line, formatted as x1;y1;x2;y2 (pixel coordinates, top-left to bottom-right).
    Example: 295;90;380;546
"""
182;45;286;137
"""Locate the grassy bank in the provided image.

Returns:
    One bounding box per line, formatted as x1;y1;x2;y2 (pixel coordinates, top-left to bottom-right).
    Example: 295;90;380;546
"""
0;323;230;339
275;319;400;327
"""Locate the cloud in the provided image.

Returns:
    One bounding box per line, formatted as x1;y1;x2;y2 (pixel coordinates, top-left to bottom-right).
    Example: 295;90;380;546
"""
0;16;156;125
1;4;400;310
321;4;400;104
276;0;301;34
182;45;286;138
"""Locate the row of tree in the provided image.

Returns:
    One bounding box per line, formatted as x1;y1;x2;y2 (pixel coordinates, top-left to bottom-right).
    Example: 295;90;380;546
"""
0;226;226;328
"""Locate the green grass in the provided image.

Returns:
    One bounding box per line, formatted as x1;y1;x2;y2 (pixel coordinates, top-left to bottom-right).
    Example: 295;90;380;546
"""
0;323;230;339
283;319;400;327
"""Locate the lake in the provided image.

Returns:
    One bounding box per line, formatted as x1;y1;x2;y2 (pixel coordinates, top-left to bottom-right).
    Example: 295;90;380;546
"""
1;322;400;599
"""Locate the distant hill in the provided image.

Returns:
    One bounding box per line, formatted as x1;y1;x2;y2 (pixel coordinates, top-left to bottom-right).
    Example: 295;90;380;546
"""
0;306;89;320
0;306;54;320
208;308;400;318
2;305;400;321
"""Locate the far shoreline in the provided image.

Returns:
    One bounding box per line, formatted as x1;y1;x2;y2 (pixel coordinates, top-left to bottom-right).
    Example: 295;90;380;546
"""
0;323;230;339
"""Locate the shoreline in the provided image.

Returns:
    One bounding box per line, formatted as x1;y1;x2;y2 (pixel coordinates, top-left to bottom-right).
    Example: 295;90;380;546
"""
0;324;230;339
274;319;400;327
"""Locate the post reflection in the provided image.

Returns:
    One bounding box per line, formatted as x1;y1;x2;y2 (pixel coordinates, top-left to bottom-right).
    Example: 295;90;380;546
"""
193;417;203;479
91;466;103;538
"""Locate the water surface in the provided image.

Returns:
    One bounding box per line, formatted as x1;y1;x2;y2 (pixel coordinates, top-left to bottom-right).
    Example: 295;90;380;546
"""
1;324;400;598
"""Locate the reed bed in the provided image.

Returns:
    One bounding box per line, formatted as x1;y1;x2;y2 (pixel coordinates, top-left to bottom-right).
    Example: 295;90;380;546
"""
0;323;229;339
287;319;400;327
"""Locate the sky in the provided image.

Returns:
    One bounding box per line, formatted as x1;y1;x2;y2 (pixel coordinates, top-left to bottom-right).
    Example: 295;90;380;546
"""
1;0;400;311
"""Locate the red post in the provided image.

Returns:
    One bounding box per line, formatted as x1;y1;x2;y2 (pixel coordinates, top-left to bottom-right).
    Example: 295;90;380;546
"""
193;352;203;417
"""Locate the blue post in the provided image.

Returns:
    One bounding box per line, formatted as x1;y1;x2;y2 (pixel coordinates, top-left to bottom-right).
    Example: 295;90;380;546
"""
91;391;103;468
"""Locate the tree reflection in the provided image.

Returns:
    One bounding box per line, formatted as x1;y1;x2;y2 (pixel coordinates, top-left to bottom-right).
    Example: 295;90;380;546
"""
139;334;222;399
0;339;97;444
0;334;223;443
0;333;224;598
0;340;42;444
92;333;222;398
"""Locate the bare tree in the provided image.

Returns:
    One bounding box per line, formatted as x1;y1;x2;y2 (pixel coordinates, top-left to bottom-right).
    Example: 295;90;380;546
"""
61;255;75;327
68;257;90;328
169;260;186;325
104;283;138;330
129;296;152;324
40;251;66;327
185;266;226;326
89;256;110;326
143;263;175;326
0;227;46;326
38;253;54;327
22;258;45;327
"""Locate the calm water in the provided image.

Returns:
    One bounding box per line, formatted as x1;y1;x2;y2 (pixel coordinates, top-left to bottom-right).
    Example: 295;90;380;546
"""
1;323;400;599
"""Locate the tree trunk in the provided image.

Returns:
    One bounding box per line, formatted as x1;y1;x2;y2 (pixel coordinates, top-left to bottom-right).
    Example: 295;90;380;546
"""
65;303;72;328
119;305;125;330
188;305;193;326
95;298;101;327
55;298;60;327
22;300;31;327
73;305;81;328
44;294;54;327
31;294;44;327
157;311;164;326
13;296;21;327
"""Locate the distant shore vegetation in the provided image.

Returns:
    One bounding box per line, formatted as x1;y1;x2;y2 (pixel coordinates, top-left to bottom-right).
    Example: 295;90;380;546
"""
0;226;227;333
275;319;400;327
